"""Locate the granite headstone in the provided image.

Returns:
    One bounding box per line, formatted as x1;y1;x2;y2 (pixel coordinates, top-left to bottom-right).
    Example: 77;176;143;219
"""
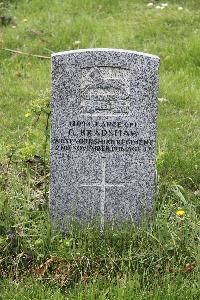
50;48;160;230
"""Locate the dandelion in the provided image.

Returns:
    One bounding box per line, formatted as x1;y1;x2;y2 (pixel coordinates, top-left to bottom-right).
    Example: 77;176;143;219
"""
178;7;183;10
176;210;185;217
23;18;28;22
147;3;153;7
25;112;31;118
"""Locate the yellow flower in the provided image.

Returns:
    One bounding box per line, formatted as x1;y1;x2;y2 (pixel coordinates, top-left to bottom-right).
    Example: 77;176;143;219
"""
25;112;31;117
23;18;28;22
176;210;185;217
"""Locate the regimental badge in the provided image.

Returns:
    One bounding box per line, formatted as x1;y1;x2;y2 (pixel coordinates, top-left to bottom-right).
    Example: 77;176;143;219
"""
80;67;130;115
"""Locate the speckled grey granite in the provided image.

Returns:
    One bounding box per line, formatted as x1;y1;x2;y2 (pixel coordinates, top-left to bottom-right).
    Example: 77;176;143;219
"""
50;48;160;230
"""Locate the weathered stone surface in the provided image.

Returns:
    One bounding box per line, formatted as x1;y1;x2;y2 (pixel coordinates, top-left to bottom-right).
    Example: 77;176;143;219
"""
50;48;160;229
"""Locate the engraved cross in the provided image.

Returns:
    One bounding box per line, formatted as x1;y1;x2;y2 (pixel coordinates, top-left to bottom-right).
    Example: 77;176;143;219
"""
80;157;125;230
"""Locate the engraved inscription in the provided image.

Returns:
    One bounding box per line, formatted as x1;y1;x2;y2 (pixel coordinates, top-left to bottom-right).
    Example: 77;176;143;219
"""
52;120;154;153
80;67;130;115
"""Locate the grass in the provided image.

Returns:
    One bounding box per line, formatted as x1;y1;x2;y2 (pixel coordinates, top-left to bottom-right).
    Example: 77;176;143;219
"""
0;0;200;299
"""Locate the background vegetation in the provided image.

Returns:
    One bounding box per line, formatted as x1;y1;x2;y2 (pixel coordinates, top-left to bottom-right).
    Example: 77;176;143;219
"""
0;0;199;299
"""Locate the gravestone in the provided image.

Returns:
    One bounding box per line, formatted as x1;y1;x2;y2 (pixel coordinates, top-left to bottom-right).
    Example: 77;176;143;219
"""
50;49;160;230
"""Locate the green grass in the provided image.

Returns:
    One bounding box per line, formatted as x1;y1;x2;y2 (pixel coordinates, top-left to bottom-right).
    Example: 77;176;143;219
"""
1;274;199;299
0;0;200;299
